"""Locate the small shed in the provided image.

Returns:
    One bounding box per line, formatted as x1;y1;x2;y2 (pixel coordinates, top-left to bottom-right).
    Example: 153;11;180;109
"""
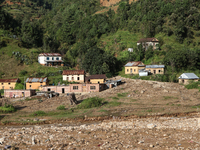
178;73;199;85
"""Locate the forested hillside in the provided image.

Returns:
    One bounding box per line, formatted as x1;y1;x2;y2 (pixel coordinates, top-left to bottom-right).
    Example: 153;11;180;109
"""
1;0;200;81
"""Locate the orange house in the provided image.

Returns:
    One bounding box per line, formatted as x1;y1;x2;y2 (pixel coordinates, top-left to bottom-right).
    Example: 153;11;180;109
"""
26;77;48;90
0;78;20;89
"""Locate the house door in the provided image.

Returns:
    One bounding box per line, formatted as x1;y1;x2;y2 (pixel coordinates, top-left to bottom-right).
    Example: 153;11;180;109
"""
83;84;86;92
153;70;156;74
62;88;65;93
10;92;13;98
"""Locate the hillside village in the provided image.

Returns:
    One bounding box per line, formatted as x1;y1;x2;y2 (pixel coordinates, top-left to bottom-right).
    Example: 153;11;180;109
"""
2;0;200;149
0;37;199;99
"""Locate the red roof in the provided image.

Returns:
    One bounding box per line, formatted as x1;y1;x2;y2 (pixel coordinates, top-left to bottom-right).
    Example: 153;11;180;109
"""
137;38;159;43
39;53;62;56
85;74;106;81
62;70;85;75
0;78;20;83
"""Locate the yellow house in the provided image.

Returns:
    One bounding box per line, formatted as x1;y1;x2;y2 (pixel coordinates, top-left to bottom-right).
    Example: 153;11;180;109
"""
125;61;146;75
145;65;165;74
0;78;20;89
26;77;48;90
85;74;106;84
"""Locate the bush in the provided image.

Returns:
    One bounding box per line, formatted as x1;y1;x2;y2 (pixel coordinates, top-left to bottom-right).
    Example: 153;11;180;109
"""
0;104;16;113
30;110;46;116
19;70;28;76
0;89;4;94
185;81;200;89
77;97;104;109
57;105;65;110
14;83;24;90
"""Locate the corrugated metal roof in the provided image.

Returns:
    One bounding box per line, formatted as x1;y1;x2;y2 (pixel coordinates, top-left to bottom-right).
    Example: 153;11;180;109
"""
125;61;145;67
178;73;199;79
62;70;85;75
26;77;48;83
146;65;165;68
39;53;62;56
0;78;19;82
137;38;159;43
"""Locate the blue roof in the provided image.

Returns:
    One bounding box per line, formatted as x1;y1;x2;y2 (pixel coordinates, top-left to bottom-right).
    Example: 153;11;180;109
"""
26;77;48;83
146;65;165;68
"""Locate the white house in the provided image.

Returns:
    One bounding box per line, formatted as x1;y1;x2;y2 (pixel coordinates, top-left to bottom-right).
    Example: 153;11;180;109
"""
62;70;85;83
38;53;63;66
137;38;159;50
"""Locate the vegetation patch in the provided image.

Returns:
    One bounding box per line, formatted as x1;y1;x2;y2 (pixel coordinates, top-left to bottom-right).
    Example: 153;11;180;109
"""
77;97;104;109
185;81;200;90
107;101;121;107
0;104;16;113
163;96;178;100
30;110;46;116
117;92;128;98
112;97;119;100
192;105;200;109
56;105;66;110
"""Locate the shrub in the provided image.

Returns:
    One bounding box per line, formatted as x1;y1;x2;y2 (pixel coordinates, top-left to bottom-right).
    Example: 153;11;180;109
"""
108;101;121;107
14;83;24;90
57;105;65;110
77;97;104;109
117;93;128;97
185;81;200;89
19;70;28;76
30;110;46;116
0;104;16;113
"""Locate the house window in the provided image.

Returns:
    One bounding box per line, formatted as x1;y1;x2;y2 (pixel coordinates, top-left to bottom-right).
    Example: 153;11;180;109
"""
47;57;49;60
127;69;129;72
48;88;51;91
130;69;132;73
72;77;74;80
134;69;136;72
67;77;69;80
29;85;31;88
52;57;54;60
73;86;78;90
56;57;59;60
77;77;80;80
8;83;10;85
90;86;96;90
158;70;161;73
2;86;4;89
1;83;3;85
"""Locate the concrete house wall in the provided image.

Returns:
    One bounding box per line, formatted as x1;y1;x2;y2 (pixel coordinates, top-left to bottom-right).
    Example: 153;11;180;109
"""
63;75;84;83
125;66;146;74
147;68;164;74
0;82;17;90
4;89;36;98
179;79;199;85
26;82;47;90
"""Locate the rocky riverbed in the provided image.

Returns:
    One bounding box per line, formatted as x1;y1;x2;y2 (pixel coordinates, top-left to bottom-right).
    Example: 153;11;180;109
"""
1;115;200;150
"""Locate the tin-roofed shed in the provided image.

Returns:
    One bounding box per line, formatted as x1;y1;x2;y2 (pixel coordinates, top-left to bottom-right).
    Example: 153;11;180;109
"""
178;73;199;85
145;65;165;75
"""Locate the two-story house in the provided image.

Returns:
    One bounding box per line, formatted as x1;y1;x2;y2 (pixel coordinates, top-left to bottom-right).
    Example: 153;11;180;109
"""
26;77;48;90
62;70;85;83
0;78;20;89
125;61;146;75
137;38;159;50
38;53;64;66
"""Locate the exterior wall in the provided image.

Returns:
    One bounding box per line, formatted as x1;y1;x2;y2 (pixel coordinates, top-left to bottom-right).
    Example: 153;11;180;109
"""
125;66;145;74
38;56;46;65
0;82;17;90
147;68;164;75
42;84;106;93
90;79;105;84
179;79;199;85
70;84;83;93
63;75;84;83
43;86;70;93
26;82;47;90
4;90;36;98
137;42;159;50
38;56;62;66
